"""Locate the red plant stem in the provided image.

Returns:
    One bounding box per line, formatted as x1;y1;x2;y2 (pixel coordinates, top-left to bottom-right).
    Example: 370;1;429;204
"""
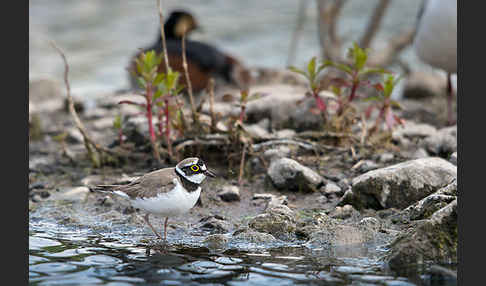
157;109;163;138
239;104;246;123
145;84;156;143
349;80;359;102
164;97;172;157
118;129;124;146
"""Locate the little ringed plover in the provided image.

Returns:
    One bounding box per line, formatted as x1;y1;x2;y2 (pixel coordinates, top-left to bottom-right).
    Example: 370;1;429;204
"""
92;157;215;241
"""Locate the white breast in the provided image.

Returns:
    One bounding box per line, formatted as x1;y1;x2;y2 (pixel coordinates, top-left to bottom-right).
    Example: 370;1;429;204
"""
130;180;201;217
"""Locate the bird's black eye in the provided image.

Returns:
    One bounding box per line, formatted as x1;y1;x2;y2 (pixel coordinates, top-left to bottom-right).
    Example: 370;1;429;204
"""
190;165;200;172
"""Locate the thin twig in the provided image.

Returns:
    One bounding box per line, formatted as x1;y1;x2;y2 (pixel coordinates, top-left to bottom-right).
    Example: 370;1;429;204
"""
238;144;247;186
359;0;390;49
287;0;308;67
182;33;198;125
50;40;143;165
207;78;217;132
157;0;170;72
50;41;102;167
317;0;347;61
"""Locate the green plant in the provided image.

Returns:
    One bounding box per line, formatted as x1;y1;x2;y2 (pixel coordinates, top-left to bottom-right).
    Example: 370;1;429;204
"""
123;50;184;161
321;43;389;116
364;74;405;134
113;114;124;146
288;57;328;118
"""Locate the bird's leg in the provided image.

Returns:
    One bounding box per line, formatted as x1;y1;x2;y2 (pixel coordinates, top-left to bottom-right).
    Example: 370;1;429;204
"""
143;214;163;240
447;72;455;126
163;217;169;242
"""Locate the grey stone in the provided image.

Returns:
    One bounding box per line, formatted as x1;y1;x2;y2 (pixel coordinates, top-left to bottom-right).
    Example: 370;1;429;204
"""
423;125;457;156
412;147;429;159
232;228;277;243
262;146;291;162
324;182;342;194
358;217;381;232
267;158;325;192
386;199;457;276
217;185;241;202
449;152;457;166
401;179;457;221
392;121;437;141
402;71;447;99
243;84;334;131
330;204;359;219
340;157;457;210
196;216;231;234
248;205;296;240
379;153;395;163
203;234;230;249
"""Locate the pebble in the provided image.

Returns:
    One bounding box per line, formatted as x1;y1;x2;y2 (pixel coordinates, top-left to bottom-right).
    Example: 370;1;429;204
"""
217;185;241;202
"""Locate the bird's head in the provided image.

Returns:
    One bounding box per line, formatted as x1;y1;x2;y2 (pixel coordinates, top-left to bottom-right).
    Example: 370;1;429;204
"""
175;157;216;184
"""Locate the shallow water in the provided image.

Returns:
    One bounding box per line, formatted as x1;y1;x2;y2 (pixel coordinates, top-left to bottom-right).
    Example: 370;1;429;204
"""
29;215;455;286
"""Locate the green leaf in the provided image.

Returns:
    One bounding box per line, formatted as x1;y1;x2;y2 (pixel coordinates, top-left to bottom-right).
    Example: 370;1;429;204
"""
153;73;165;86
390;100;403;109
240;90;249;103
136;77;146;89
329;85;342;97
321;60;353;75
352;43;368;71
113;115;122;130
363;95;381;102
288;66;309;80
307;57;317;82
359;67;389;77
153;89;162;100
383;74;396;98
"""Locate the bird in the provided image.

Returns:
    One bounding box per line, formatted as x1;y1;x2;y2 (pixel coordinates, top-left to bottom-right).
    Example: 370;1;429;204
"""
128;10;250;93
91;157;216;241
413;0;457;125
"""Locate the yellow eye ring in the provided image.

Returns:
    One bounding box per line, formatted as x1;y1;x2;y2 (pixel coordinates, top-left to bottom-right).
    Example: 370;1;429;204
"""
191;165;200;172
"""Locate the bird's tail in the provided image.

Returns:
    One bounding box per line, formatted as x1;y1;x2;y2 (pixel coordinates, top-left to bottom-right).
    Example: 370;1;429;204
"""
88;185;119;193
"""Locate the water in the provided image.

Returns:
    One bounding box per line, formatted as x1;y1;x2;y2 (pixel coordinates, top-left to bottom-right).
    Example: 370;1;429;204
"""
29;215;455;286
29;0;443;101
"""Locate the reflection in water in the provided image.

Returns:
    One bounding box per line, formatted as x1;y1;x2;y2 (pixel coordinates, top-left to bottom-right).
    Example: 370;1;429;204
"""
29;222;456;286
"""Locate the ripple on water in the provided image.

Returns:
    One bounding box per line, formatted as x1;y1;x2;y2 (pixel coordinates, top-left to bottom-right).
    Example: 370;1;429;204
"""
30;262;78;274
29;236;62;250
71;254;122;266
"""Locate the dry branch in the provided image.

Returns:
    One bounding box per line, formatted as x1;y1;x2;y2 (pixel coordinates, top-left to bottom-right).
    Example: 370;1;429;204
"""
359;0;390;49
287;0;308;67
49;41;135;166
317;0;348;61
157;0;171;72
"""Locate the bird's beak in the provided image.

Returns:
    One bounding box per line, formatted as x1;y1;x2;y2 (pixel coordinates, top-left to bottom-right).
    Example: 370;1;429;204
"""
204;169;216;178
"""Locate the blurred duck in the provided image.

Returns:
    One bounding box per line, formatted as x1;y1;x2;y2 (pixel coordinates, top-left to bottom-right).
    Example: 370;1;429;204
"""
413;0;457;125
129;10;250;93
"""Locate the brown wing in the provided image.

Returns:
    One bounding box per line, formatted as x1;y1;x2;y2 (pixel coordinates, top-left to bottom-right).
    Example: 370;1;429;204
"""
115;168;179;199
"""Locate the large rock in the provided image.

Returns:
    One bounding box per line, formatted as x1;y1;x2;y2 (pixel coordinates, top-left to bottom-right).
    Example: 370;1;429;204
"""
267;158;326;192
401;179;457;221
339;157;457;210
248;205;296;240
385;199;457;276
231;228;277;243
243;84;334;131
402;71;447;99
